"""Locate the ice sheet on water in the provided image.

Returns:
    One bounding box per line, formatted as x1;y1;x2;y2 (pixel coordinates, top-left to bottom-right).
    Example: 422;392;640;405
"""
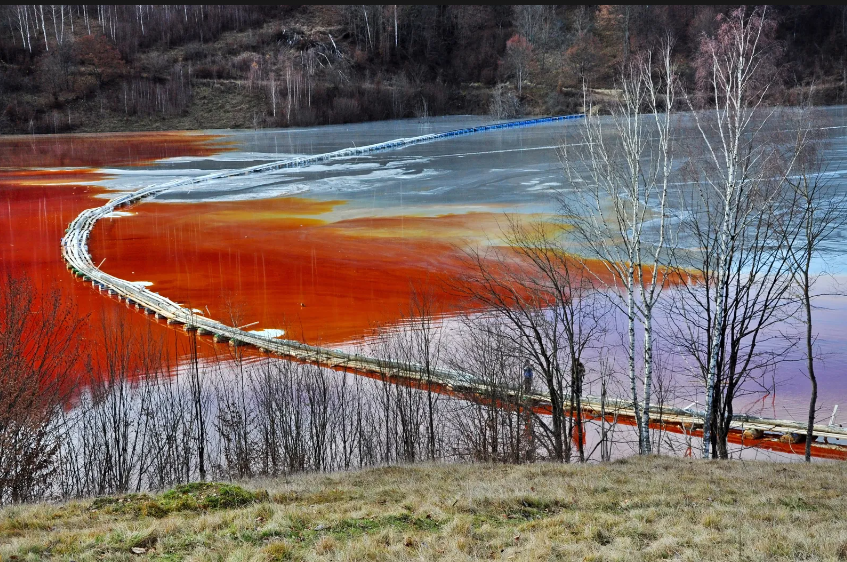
525;182;562;192
288;161;383;174
98;167;203;177
159;165;442;202
416;184;456;196
384;156;433;168
93;191;134;200
447;145;560;158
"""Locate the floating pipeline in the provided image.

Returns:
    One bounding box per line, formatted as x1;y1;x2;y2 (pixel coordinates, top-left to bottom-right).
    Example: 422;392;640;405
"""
60;114;847;460
61;115;586;349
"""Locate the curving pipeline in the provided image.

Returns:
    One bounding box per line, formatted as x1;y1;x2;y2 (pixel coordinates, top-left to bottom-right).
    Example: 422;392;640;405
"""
61;115;584;383
60;114;847;459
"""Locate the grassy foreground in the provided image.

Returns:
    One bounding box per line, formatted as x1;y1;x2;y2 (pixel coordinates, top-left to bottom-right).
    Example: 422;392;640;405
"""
2;457;847;561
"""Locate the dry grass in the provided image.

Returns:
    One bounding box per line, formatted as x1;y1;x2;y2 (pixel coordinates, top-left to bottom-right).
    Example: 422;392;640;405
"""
2;456;847;561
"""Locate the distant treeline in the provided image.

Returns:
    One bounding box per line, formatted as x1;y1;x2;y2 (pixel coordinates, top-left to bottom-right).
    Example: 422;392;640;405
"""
1;5;846;133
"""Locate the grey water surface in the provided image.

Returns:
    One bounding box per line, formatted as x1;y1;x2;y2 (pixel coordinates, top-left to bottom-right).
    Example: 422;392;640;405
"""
92;110;847;423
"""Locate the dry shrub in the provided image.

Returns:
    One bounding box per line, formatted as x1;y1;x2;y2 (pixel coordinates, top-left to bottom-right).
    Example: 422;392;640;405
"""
315;535;337;554
0;275;83;504
701;511;723;530
263;540;295;561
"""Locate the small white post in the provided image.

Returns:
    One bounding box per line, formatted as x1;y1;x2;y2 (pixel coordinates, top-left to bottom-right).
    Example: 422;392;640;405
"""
829;405;839;426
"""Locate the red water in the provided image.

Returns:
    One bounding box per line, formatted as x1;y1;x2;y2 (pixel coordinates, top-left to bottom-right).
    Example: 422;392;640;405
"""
0;132;229;370
0;131;228;168
88;198;499;344
3;131;843;460
0;130;513;360
1;130;518;377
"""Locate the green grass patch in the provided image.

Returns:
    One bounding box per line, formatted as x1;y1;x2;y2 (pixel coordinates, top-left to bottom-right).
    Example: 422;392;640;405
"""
89;482;263;518
778;495;818;512
330;513;443;538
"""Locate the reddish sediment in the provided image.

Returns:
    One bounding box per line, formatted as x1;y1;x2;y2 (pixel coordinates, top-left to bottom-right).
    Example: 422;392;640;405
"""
87;197;493;344
85;194;677;344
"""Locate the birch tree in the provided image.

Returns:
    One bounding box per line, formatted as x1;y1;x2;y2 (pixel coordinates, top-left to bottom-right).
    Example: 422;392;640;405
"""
686;7;788;458
505;34;532;97
669;163;797;459
560;42;677;454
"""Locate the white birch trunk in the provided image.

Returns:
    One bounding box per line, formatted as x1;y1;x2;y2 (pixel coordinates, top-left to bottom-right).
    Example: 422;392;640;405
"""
39;5;49;51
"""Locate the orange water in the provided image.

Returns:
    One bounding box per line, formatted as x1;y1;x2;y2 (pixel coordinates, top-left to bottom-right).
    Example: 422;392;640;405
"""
0;131;227;168
0;132;230;371
88;197;502;344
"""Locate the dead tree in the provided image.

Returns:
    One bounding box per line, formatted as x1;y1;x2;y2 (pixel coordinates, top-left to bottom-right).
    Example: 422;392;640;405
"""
0;275;82;504
407;286;444;461
457;216;606;462
450;314;525;462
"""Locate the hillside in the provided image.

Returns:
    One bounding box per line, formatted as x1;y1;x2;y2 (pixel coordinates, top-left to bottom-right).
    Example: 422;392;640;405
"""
2;457;846;561
2;6;846;135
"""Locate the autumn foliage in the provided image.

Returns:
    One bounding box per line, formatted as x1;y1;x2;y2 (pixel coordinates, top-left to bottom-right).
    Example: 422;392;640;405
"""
76;34;126;86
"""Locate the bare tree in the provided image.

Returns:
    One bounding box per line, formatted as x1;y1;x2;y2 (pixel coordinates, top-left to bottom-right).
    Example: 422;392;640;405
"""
560;42;677;454
504;34;532;97
489;83;520;120
779;106;846;461
668;163;799;460
407;286;444;461
450;314;526;463
89;313;160;493
504;218;609;462
213;347;255;479
0;275;82;504
458;216;606;462
685;7;792;458
595;358;622;462
513;5;555;71
186;313;207;481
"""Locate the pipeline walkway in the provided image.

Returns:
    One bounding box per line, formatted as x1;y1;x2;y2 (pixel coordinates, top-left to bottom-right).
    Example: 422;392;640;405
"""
61;115;847;460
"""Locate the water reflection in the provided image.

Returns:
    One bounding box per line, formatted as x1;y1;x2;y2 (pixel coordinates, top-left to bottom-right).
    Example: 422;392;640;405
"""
4;114;847;432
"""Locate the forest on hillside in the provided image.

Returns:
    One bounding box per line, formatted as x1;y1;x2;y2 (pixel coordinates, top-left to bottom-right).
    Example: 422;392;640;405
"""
1;5;846;134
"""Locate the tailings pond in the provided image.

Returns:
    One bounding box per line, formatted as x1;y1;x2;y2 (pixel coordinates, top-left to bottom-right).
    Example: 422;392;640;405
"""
4;112;847;427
